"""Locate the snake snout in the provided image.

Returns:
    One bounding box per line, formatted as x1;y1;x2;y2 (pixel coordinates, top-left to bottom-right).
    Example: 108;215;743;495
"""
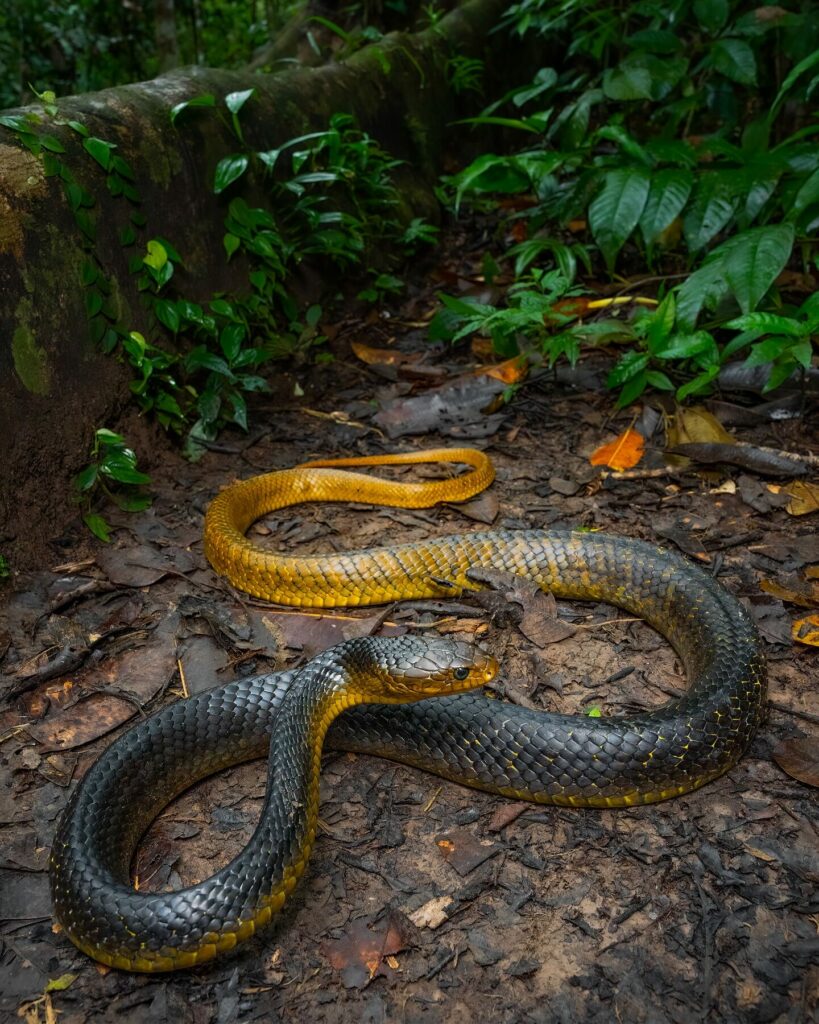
383;636;497;698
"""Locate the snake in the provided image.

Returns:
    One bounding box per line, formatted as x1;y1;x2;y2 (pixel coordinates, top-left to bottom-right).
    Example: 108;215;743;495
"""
50;448;766;972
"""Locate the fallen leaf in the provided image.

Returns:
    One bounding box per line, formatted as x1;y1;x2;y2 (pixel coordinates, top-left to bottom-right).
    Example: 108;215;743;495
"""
408;895;453;929
589;428;645;472
479;354;529;384
450;490;499;525
322;914;409;989
351;341;421;366
772;738;819;788
45;973;77;993
467;568;577;647
436;829;501;875
487;802;529;832
667;407;734;458
760;577;819;608
26;694;136;749
782;480;819;516
792;614;819;646
373;375;507;439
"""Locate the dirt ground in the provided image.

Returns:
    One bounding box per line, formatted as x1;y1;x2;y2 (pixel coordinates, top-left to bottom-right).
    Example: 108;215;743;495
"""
1;246;818;1023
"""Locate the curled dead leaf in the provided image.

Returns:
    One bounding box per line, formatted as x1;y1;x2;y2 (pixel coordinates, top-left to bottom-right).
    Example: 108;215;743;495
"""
350;341;421;367
772;738;819;788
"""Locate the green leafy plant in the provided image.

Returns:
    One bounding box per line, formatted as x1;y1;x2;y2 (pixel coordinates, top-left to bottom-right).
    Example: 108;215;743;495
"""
75;429;152;541
0;554;9;581
433;269;589;365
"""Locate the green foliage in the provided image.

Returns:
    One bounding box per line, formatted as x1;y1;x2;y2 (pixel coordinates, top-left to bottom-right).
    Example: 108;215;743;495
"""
0;1;271;109
75;428;152;541
432;269;587;365
0;554;9;581
435;0;819;403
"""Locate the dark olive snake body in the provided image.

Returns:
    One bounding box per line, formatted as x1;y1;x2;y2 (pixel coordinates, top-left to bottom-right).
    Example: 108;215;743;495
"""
50;450;767;972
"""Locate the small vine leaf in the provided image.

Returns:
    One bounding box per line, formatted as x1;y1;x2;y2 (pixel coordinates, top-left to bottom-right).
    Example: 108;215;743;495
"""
170;93;215;125
772;738;819;788
214;154;249;194
225;89;256;115
83;136;116;170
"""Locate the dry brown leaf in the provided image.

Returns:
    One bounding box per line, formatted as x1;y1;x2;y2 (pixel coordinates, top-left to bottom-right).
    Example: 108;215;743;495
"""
25;694;136;749
772;738;819;788
322;914;408;988
590;428;645;471
408;896;453;930
792;614;819;646
782;480;819;516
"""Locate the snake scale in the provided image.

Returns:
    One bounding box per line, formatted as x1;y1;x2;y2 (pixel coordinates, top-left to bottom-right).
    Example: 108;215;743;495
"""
50;448;766;971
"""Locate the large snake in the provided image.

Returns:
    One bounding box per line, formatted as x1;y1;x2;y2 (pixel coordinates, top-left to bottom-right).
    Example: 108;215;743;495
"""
50;449;766;972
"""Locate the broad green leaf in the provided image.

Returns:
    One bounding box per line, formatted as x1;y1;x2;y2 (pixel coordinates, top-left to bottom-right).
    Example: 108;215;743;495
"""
225;89;255;115
655;331;718;361
645;292;676;353
83;136;116;170
170;94;215;125
84;513;112;542
745;336;796;365
214;154;249;194
596;125;651;166
791;167;819;220
723;224;795;314
603;61;653;101
676;365;720;401
639;169;693;247
154;299;180;332
220;323;245;362
675;262;728;331
725;312;804;336
95;428;125;445
223;232;240;259
645;370;675;390
607;350;649;387
711;39;757;86
454;153;530;211
75;464;98;491
40;134;65;153
616;371;648;407
693;0;728;32
589;167;650;270
683;174;737;252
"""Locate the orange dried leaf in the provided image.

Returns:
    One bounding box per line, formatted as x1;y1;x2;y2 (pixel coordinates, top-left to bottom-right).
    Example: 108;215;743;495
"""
792;614;819;646
589;428;645;471
481;355;529;384
350;341;420;366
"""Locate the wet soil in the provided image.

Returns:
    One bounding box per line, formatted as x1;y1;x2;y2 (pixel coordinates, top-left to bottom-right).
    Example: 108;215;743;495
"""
1;250;818;1023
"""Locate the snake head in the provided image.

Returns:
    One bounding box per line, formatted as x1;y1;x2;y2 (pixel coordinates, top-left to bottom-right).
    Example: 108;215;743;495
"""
355;635;498;702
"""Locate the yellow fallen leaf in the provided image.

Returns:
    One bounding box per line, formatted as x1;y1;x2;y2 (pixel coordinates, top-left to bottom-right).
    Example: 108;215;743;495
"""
760;578;819;608
792;614;819;646
45;974;76;993
589;428;645;471
667;405;735;447
781;480;819;516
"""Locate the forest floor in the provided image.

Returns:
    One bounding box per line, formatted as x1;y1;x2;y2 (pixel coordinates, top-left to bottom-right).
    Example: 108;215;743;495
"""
1;224;818;1024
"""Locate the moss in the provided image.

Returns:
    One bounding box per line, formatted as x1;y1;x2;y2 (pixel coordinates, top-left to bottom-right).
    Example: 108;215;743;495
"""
12;310;51;395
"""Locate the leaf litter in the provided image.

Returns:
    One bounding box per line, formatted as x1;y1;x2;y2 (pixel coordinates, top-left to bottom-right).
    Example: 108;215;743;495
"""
1;232;817;1024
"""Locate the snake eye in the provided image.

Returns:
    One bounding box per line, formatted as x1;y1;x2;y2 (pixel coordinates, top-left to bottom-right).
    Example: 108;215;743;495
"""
453;667;470;681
